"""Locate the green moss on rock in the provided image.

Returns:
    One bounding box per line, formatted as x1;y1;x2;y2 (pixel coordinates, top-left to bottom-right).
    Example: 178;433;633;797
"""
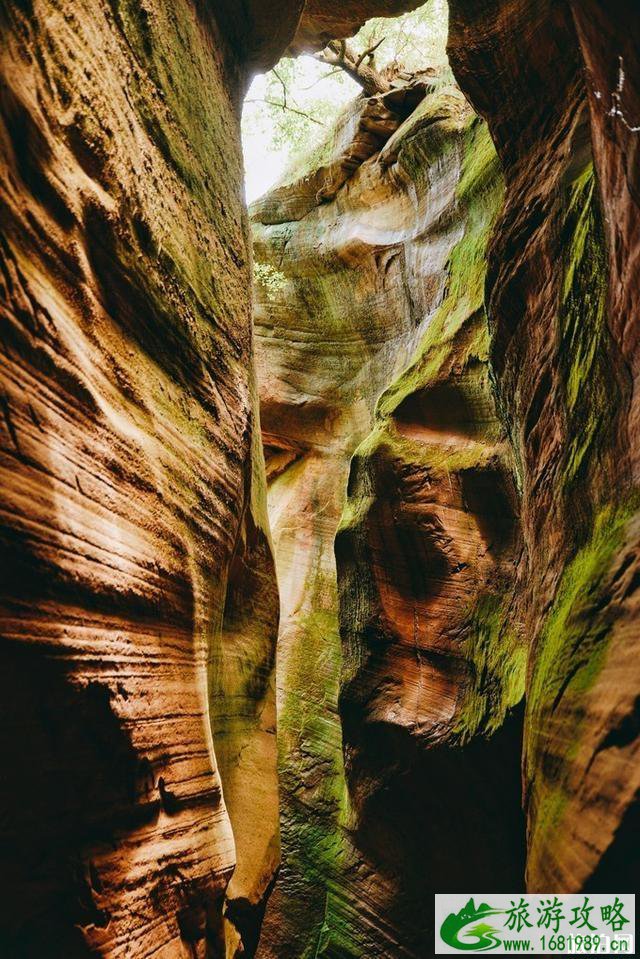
525;493;639;870
454;594;526;742
559;163;615;497
377;116;503;421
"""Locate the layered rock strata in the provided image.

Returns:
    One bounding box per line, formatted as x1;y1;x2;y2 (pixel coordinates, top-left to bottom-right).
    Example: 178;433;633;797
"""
0;1;279;954
0;1;417;955
448;0;640;893
2;0;639;956
254;1;640;951
252;74;524;956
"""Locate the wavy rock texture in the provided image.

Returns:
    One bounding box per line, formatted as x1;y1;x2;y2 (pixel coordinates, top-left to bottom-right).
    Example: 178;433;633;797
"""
254;1;640;951
447;0;640;892
2;0;640;956
289;0;424;53
0;0;426;955
252;75;526;956
0;1;283;955
336;110;526;920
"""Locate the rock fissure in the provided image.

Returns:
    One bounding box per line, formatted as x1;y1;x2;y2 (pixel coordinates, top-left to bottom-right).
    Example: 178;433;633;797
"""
1;0;639;956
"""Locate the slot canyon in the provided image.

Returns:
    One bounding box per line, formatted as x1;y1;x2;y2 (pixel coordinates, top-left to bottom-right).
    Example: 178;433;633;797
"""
0;1;638;957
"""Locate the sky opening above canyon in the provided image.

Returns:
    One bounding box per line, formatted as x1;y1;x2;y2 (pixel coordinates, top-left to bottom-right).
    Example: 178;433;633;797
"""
241;0;449;202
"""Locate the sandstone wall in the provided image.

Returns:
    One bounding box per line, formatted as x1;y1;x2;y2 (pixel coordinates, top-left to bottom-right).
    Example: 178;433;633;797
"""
253;2;640;954
252;75;525;957
448;0;640;893
0;0;282;953
0;0;417;955
2;0;639;956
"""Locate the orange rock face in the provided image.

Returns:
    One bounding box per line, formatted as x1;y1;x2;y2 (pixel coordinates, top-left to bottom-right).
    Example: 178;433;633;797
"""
0;0;424;955
253;1;640;950
252;72;528;954
448;0;640;892
2;0;639;956
0;0;282;953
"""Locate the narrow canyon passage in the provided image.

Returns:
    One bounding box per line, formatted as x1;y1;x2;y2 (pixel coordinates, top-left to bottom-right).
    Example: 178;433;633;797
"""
249;56;527;955
0;1;639;958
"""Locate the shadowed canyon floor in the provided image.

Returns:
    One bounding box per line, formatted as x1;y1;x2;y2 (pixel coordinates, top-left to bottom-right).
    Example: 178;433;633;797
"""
1;1;639;957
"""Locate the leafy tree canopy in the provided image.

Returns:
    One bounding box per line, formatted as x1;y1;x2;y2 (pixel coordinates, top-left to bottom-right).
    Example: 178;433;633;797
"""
242;0;449;201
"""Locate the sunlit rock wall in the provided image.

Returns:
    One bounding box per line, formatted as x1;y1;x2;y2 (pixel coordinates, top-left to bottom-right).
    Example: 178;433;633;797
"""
336;110;526;934
0;0;430;954
0;1;284;954
2;0;638;955
252;76;522;957
253;1;640;949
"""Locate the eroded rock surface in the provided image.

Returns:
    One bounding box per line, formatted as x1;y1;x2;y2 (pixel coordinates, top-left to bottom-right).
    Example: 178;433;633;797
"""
0;0;419;955
252;73;525;956
2;0;640;956
448;0;640;894
0;1;282;954
253;2;640;952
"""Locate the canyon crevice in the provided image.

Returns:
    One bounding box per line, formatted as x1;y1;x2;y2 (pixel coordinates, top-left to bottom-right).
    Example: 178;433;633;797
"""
1;1;639;958
0;1;413;954
252;69;525;956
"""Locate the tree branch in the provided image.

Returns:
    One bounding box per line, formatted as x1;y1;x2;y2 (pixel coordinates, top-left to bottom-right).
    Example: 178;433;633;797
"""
271;67;288;107
244;98;325;126
299;68;343;91
314;38;391;96
355;36;385;72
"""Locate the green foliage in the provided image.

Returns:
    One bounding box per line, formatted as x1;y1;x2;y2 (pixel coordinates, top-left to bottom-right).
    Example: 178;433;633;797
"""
242;1;450;196
350;0;449;73
264;59;354;153
253;261;287;300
